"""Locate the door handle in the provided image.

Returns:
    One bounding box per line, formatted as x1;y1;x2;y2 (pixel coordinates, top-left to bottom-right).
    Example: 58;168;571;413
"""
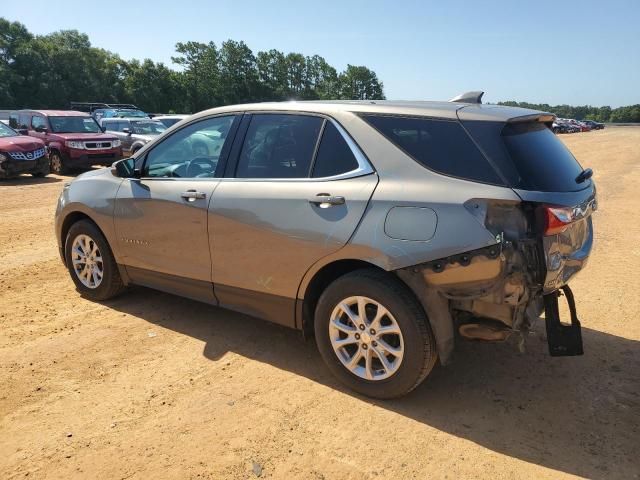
181;190;206;202
308;193;345;208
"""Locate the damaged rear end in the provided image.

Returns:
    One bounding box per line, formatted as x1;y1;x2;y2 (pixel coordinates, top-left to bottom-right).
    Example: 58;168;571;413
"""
404;108;596;358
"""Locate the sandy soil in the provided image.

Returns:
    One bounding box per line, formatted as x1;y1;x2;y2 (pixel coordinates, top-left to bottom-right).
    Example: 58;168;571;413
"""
1;128;639;479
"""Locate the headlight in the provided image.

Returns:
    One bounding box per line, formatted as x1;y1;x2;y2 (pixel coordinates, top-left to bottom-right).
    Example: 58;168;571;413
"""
0;153;7;161
65;141;85;149
112;139;121;148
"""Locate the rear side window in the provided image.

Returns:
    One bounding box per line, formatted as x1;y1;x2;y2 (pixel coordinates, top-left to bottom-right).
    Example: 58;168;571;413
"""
236;114;323;178
501;122;587;192
312;122;359;178
362;115;504;185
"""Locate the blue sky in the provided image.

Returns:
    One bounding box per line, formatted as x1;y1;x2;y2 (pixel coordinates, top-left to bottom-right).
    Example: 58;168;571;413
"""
3;0;639;106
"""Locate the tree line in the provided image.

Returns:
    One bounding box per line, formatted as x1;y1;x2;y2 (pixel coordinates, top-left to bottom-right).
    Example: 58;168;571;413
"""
498;101;640;123
0;18;385;113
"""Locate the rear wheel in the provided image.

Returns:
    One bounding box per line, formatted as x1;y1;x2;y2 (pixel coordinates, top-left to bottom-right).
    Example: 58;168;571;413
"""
64;220;126;300
314;269;437;399
50;151;68;175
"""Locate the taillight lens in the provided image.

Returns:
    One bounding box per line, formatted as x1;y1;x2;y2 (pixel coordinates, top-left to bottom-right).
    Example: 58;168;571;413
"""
544;206;574;235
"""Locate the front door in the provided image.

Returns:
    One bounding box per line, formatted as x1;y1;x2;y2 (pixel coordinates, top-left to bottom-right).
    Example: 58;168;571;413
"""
114;114;239;302
209;113;378;326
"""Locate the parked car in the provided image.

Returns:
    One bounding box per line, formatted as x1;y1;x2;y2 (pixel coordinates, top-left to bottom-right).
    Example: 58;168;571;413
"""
10;110;123;174
153;115;190;128
567;119;591;132
0;121;49;178
581;120;605;130
101;118;167;156
94;108;149;123
552;121;572;134
55;93;596;398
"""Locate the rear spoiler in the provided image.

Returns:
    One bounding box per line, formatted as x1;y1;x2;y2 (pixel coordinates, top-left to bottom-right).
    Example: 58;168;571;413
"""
507;113;555;124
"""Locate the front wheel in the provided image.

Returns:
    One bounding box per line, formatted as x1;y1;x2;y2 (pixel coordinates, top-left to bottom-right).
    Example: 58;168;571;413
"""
64;220;126;301
314;269;437;399
31;161;50;177
50;151;68;175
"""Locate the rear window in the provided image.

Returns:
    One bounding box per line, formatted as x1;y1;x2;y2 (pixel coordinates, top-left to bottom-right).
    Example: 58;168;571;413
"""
500;122;587;192
362;115;504;185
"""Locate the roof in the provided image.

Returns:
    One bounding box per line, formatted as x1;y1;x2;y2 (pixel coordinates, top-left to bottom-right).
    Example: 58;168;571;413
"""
16;110;91;117
191;100;552;123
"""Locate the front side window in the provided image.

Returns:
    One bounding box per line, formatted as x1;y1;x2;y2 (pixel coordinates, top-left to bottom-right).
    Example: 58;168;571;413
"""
9;114;19;129
143;115;237;178
236;114;323;178
312;122;359;178
0;122;18;138
49;116;101;134
362;115;504;185
102;120;117;132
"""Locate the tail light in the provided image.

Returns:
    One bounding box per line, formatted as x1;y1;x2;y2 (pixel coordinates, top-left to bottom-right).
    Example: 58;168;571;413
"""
544;206;574;235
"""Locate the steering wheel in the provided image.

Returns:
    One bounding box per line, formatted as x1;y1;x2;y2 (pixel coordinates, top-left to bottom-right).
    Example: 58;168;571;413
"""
186;157;216;177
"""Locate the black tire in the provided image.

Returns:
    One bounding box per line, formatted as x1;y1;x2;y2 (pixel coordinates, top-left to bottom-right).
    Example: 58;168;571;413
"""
314;269;437;399
31;161;50;177
64;220;126;301
50;151;68;175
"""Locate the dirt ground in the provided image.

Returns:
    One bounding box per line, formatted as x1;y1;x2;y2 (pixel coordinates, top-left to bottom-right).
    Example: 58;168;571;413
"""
1;128;639;480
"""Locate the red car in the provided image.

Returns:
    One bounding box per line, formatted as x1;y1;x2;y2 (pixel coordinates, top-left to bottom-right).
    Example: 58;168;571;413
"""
0;121;49;179
10;110;123;174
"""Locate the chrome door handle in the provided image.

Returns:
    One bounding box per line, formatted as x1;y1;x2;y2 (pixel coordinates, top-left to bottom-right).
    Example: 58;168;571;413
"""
181;190;206;202
309;194;345;208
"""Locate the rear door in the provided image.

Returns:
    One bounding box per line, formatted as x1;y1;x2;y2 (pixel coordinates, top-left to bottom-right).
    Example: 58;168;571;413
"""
114;114;240;302
209;113;378;327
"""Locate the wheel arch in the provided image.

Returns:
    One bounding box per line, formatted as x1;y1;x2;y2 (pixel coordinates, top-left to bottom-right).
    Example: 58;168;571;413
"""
59;211;106;266
298;259;386;337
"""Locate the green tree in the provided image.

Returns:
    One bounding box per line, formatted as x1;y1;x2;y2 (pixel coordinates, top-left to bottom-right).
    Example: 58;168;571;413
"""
338;65;385;100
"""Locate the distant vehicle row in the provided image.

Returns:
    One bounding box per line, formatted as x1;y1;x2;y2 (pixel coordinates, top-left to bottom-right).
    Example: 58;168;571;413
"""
552;118;604;134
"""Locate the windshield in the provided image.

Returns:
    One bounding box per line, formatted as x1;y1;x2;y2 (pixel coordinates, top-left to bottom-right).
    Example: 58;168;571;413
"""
49;116;101;134
0;122;18;138
131;121;167;135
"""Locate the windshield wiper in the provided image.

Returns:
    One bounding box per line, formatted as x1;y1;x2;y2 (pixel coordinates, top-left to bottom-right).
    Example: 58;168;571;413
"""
575;168;593;184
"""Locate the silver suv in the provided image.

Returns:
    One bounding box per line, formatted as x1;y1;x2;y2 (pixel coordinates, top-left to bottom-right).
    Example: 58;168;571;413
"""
101;118;167;156
55;92;596;398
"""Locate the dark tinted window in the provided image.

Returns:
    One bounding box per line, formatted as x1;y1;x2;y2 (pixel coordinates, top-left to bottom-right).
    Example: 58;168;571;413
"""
236;114;323;178
312;122;359;177
501;122;587;192
363;115;504;185
9;113;18;129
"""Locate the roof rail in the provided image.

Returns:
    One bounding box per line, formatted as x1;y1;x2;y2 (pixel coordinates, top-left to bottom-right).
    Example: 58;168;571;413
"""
449;91;484;104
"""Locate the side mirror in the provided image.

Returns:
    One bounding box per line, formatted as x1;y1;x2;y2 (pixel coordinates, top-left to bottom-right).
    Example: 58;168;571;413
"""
18;128;29;135
122;128;131;135
35;126;48;133
100;126;106;133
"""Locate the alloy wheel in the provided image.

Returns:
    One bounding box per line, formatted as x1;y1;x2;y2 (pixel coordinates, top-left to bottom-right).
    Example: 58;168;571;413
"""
71;234;104;289
329;296;404;381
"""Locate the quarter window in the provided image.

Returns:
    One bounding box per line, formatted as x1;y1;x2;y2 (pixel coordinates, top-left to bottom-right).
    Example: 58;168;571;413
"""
31;116;47;130
143;115;237;178
362;115;504;185
236;114;323;179
312;122;360;178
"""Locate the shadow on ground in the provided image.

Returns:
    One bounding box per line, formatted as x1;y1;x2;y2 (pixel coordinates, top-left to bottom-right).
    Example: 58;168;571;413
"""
0;175;64;185
106;287;640;479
